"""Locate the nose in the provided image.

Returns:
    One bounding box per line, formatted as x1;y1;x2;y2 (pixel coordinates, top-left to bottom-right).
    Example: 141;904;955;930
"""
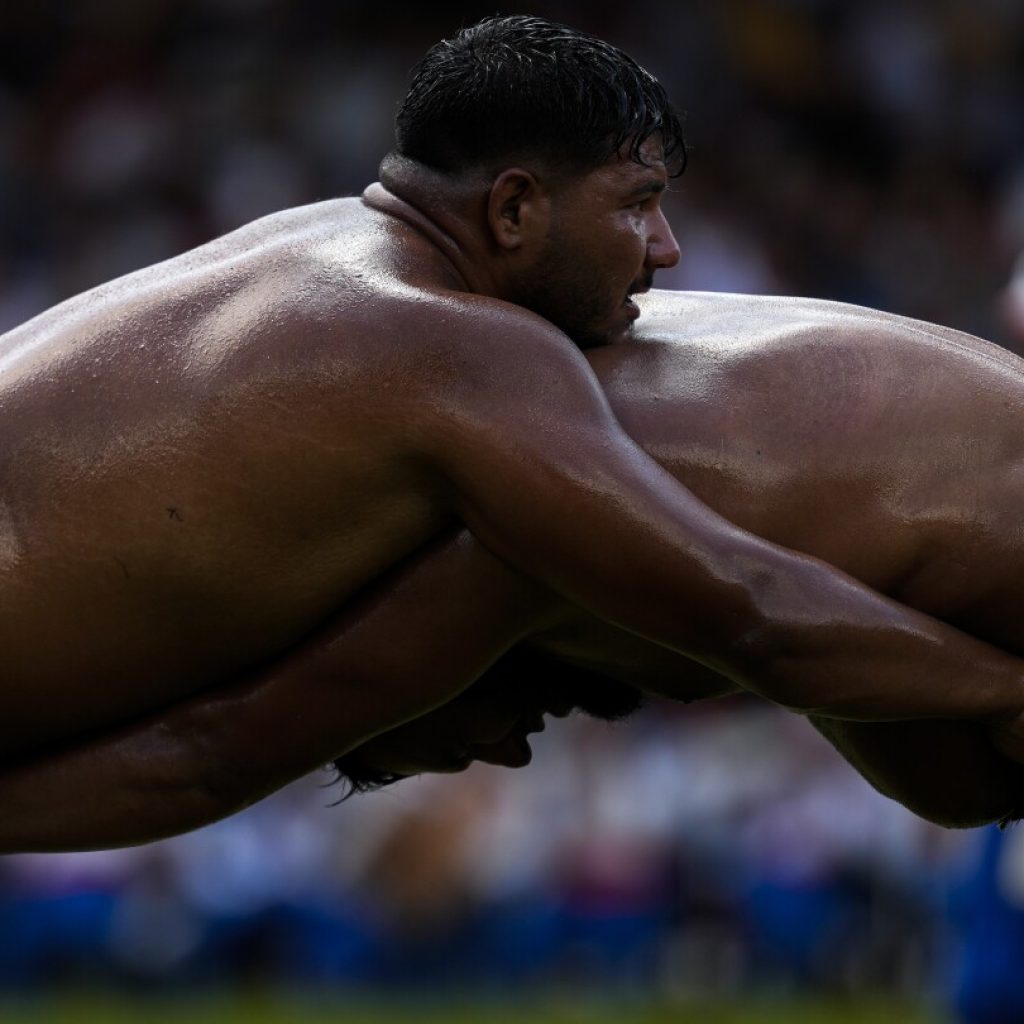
646;208;680;271
524;714;546;735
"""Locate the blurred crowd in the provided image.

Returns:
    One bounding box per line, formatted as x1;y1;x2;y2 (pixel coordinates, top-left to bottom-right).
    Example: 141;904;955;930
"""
2;0;1024;343
3;699;1018;1011
3;0;1024;1014
0;702;981;1000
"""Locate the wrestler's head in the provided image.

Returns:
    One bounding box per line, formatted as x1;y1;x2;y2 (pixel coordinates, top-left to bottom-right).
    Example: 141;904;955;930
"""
331;660;644;796
387;15;684;347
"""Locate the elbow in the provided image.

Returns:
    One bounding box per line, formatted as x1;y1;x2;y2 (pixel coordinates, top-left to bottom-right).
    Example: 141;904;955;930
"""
155;723;264;833
705;558;870;714
184;747;264;823
184;765;254;825
704;591;810;709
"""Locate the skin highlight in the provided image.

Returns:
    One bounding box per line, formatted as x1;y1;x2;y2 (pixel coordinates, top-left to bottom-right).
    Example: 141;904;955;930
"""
338;288;1024;823
4;15;1024;848
6;293;1024;845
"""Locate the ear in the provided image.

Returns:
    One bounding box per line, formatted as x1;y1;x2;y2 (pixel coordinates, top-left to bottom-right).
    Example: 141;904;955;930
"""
486;168;551;251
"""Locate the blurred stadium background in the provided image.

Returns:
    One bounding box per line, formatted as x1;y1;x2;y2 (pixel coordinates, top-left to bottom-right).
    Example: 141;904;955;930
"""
3;1;1024;1021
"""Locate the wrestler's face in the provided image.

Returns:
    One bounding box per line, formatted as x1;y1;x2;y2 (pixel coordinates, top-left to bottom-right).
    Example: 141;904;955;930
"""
514;136;680;348
335;665;643;783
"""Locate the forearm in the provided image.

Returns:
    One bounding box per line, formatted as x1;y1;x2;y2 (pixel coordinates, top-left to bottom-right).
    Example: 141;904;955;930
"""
0;661;355;852
0;531;551;853
808;715;1024;829
462;432;1024;727
711;549;1024;726
0;652;397;853
0;715;238;852
429;322;1024;729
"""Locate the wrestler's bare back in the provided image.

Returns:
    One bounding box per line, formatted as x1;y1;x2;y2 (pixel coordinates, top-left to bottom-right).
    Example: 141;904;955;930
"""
0;196;478;751
536;289;1024;683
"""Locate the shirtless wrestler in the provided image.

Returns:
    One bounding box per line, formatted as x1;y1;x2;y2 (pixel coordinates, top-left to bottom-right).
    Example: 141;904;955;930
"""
8;288;1024;850
4;18;1024;850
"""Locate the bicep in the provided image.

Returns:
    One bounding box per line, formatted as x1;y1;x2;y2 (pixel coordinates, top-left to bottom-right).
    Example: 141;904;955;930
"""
415;319;762;664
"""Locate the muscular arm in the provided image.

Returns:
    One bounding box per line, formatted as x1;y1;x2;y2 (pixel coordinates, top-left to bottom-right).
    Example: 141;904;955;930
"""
408;302;1024;726
5;516;1024;849
0;531;554;852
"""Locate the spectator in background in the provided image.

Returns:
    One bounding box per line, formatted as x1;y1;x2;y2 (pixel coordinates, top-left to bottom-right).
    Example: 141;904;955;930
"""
949;245;1024;1024
1001;249;1024;344
952;826;1024;1024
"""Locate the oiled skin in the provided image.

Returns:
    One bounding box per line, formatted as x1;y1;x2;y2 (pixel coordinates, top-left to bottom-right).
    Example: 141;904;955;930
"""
11;171;1024;767
4;285;1024;847
0;196;460;751
541;288;1024;672
523;290;1024;825
11;145;1024;849
339;288;1024;826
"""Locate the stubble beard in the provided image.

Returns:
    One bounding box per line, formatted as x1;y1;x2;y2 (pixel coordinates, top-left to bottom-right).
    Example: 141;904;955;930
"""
515;243;620;350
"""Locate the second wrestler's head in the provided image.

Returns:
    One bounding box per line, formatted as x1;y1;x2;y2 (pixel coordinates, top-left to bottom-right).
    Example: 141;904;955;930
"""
332;657;644;795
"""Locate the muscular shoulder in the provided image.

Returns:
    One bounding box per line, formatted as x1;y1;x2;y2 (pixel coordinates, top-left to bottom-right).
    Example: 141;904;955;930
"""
354;289;636;504
190;207;595;412
382;290;593;394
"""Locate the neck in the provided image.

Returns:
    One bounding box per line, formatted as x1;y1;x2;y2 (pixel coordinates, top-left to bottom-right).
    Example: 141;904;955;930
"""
366;153;499;297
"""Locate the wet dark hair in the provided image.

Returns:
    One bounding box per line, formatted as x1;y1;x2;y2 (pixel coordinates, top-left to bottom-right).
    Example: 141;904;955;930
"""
329;762;406;799
329;661;644;799
394;14;686;178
